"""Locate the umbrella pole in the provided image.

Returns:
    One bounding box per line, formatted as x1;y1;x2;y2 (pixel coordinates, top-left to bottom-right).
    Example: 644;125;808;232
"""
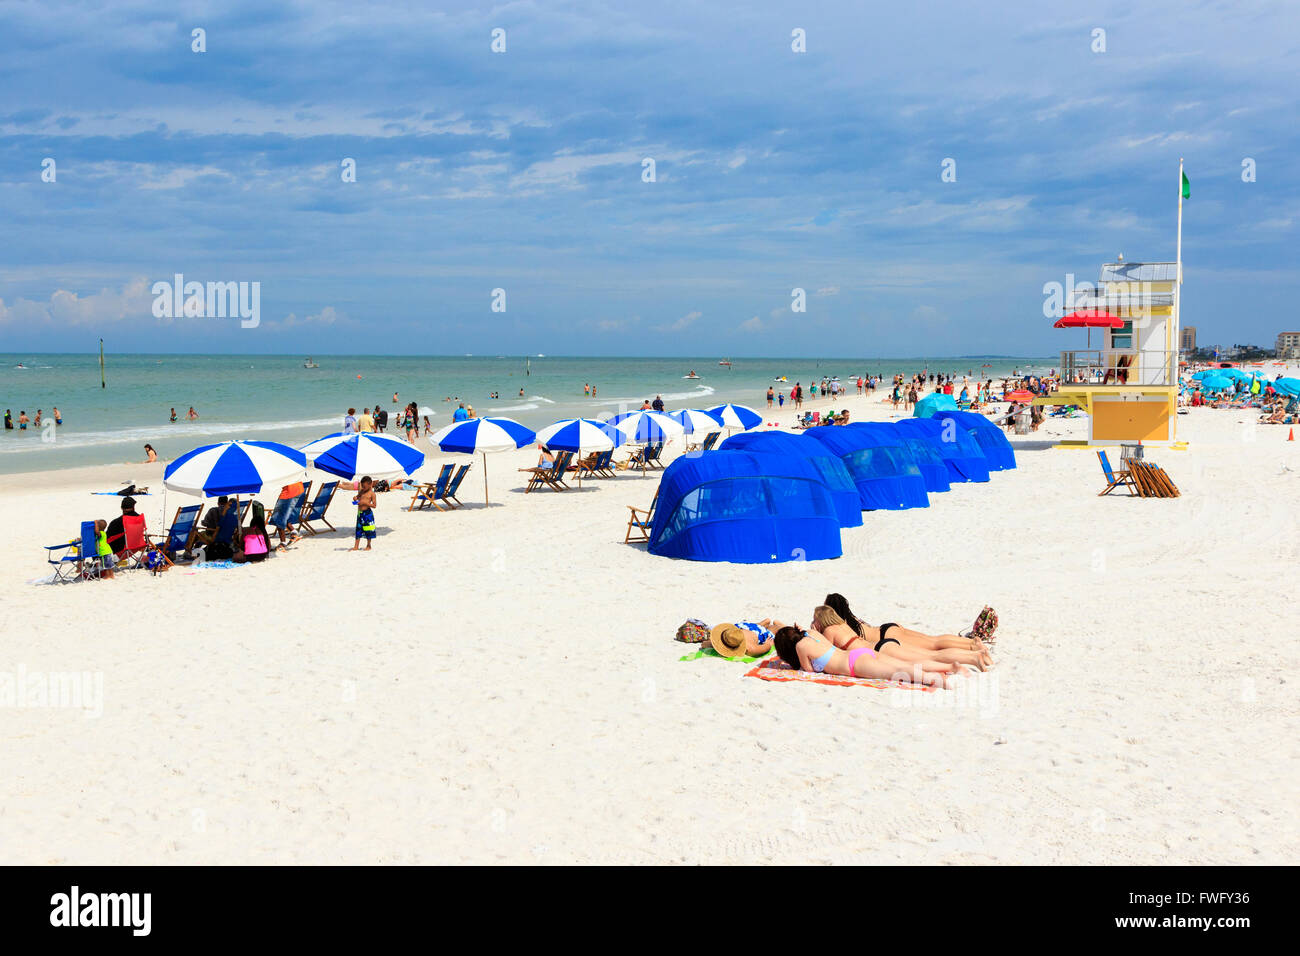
483;452;489;507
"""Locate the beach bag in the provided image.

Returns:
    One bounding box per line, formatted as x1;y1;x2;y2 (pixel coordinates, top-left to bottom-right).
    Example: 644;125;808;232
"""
675;619;710;643
243;534;268;556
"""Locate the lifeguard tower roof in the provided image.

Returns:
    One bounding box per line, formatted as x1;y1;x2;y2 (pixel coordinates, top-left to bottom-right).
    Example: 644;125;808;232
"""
1099;262;1177;283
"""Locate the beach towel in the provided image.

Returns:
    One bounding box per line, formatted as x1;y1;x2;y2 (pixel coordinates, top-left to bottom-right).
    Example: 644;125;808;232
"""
679;646;772;664
185;560;245;571
743;657;937;692
92;491;151;496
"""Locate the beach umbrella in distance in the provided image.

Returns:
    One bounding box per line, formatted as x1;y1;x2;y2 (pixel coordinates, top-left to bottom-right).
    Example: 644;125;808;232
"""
164;440;307;497
670;408;725;435
913;393;959;419
535;418;622;453
1198;373;1232;391
429;417;536;506
707;403;763;431
301;431;425;480
607;410;685;443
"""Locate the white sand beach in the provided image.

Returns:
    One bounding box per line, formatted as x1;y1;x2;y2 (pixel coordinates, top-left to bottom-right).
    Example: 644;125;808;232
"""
2;389;1297;865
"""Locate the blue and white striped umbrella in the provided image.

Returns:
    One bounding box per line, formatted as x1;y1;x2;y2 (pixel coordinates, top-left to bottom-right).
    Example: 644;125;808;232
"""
429;417;537;506
164;440;307;497
301;431;426;480
535;418;623;453
430;417;536;454
607;410;685;443
670;408;726;434
707;403;763;431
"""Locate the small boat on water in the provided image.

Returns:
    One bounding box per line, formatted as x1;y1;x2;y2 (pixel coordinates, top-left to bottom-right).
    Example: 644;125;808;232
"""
303;357;320;369
718;359;732;368
684;370;700;379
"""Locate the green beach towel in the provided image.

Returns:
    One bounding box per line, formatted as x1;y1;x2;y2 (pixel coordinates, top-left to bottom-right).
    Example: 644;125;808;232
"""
679;646;773;664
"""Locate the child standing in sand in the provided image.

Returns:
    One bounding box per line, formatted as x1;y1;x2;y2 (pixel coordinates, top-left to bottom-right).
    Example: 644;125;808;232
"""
351;477;377;552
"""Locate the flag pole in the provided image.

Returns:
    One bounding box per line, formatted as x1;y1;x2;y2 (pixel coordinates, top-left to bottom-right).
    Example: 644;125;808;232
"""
1176;157;1184;286
1174;158;1184;389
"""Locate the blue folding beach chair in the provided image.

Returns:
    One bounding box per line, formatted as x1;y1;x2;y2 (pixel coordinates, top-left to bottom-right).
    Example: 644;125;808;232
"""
268;482;310;537
298;481;339;534
410;464;454;510
44;520;98;584
443;463;471;507
150;504;202;560
644;442;666;469
1097;451;1138;497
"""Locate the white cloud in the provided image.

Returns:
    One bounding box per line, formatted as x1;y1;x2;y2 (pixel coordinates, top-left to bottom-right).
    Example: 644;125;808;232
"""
0;277;153;327
655;310;702;332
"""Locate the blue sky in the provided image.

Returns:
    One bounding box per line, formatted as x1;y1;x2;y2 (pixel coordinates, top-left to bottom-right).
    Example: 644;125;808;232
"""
1;0;1296;356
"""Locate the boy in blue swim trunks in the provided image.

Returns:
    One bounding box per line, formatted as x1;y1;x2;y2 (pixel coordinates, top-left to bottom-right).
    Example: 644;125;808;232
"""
350;476;377;552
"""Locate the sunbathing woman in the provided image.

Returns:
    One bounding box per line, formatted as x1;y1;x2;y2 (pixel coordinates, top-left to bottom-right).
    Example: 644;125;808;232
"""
811;605;991;670
769;624;954;688
825;592;999;649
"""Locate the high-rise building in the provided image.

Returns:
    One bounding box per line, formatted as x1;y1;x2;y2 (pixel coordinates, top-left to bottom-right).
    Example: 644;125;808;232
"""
1276;331;1300;359
1180;326;1196;352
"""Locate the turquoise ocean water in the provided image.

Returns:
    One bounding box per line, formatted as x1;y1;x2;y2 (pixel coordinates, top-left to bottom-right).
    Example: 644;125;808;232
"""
0;353;1054;474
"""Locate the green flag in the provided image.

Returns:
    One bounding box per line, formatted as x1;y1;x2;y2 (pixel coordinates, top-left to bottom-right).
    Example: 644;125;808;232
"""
1181;171;1190;200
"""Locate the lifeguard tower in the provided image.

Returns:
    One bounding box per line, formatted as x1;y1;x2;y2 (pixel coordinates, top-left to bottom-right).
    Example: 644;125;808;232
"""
1039;161;1188;446
1046;260;1181;445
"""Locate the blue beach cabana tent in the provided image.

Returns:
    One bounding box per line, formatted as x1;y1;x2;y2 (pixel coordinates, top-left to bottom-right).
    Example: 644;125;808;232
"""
720;431;863;528
894;418;991;483
847;422;950;494
803;426;930;510
647;451;842;563
934;410;1017;471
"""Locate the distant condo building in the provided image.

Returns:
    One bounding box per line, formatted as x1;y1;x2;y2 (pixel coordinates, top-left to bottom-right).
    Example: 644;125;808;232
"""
1180;325;1197;352
1277;331;1300;359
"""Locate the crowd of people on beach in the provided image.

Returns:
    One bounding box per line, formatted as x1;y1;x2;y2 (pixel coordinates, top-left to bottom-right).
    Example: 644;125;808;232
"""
1180;365;1300;424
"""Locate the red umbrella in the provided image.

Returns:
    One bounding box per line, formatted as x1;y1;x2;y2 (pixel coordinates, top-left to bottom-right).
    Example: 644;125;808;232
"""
1054;310;1123;361
1006;389;1034;402
1053;311;1122;329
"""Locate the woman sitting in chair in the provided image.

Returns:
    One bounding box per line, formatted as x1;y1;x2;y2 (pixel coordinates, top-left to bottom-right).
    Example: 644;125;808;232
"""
235;502;271;564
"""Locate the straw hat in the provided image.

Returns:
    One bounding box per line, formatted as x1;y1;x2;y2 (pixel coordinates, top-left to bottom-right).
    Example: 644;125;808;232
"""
709;623;749;658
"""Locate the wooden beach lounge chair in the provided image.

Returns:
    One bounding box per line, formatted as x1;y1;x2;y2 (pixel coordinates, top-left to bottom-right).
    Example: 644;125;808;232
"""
298;480;339;534
149;504;202;560
1129;460;1181;498
625;489;659;543
595;449;616;477
1097;451;1137;496
269;482;309;538
700;431;721;451
522;451;573;492
573;452;603;480
643;442;666;469
410;464;453;511
443;463;472;507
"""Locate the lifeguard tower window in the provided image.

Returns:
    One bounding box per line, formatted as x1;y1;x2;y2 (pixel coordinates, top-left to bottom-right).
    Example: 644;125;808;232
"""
1112;319;1134;349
